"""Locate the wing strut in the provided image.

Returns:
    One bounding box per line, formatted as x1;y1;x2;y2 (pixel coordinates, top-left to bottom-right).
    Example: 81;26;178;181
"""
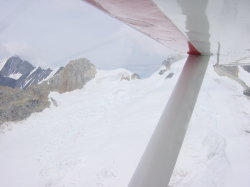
129;55;209;187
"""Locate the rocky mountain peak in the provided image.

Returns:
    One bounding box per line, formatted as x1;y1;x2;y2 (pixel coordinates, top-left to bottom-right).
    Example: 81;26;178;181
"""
0;56;55;89
47;58;96;93
0;56;35;76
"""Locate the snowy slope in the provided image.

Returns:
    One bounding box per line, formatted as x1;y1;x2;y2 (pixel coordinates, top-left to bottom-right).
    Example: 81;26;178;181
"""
0;60;249;187
0;58;8;70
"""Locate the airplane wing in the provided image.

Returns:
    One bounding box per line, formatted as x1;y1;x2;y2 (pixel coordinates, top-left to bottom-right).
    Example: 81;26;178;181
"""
85;0;250;62
84;1;250;186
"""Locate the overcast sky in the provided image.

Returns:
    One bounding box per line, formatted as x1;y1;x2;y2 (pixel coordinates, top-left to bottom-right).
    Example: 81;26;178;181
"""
0;0;174;77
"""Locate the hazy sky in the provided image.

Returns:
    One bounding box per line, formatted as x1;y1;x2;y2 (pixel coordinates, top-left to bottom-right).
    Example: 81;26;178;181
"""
0;0;174;76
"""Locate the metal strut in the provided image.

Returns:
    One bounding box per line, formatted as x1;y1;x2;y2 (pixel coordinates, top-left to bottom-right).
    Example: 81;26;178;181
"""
128;55;210;187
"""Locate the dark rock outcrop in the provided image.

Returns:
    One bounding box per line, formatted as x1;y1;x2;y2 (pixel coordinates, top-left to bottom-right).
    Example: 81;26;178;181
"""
159;69;167;75
158;55;183;75
242;65;250;73
0;56;54;89
121;73;141;81
46;58;96;93
243;89;250;96
0;86;50;124
214;64;249;90
131;73;141;80
0;56;34;77
0;74;16;87
20;67;53;89
165;73;174;79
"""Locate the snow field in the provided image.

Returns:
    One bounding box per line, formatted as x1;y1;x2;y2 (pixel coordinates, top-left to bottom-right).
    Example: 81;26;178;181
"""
0;59;249;187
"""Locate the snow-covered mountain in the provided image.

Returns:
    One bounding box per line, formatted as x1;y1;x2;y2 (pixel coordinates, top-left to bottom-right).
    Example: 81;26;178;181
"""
0;56;60;89
0;57;96;125
0;59;249;187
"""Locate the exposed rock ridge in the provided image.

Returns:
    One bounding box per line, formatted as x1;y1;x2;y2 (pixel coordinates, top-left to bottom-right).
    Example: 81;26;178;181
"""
213;63;250;96
0;56;54;89
120;73;141;81
46;58;96;93
158;55;184;78
0;86;50;124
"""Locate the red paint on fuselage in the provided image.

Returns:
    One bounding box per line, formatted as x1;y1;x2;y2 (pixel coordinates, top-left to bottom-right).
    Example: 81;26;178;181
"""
188;42;201;55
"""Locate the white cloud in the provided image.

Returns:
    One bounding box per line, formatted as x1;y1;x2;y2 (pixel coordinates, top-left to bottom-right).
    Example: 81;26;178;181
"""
0;44;9;57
